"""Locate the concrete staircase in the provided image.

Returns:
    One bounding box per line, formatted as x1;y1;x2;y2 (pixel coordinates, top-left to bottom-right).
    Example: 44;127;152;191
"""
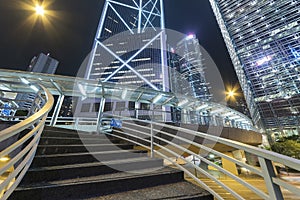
9;126;213;200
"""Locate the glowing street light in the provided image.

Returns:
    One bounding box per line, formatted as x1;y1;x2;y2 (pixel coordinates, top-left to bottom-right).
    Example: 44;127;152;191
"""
226;89;237;102
226;84;241;102
227;90;236;98
35;5;45;16
19;0;57;35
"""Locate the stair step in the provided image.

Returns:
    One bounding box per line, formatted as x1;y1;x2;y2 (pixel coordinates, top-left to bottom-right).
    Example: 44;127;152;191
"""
42;130;106;139
36;143;134;155
21;157;163;184
31;149;148;167
39;137;120;145
10;127;211;200
44;126;89;134
85;181;213;200
42;127;105;139
10;167;183;200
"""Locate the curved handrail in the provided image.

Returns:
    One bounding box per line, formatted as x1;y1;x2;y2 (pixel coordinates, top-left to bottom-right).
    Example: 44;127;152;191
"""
102;113;300;200
0;83;54;199
0;86;53;141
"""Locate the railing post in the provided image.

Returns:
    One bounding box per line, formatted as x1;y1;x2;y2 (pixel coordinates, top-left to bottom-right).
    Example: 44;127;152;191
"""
150;122;154;158
50;95;65;126
258;157;284;200
75;117;79;129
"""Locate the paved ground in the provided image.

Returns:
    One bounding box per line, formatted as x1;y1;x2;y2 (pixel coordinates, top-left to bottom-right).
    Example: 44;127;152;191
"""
135;148;300;199
185;170;300;200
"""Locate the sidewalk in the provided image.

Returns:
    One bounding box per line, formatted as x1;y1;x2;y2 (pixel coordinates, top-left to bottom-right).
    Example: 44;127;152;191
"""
170;163;300;200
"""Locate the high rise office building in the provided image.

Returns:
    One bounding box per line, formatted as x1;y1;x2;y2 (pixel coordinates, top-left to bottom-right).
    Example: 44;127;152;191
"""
77;0;169;122
85;0;168;91
27;53;59;74
169;34;211;101
17;53;59;110
210;0;300;134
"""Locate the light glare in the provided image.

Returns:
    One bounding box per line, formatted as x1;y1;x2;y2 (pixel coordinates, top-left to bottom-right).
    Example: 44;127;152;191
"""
0;156;10;162
186;34;195;40
228;90;235;97
35;5;45;16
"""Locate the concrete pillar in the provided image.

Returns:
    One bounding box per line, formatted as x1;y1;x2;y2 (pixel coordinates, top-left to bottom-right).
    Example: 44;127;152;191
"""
221;152;239;176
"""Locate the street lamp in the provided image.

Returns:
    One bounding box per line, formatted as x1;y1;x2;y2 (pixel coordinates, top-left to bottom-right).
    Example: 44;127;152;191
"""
227;90;236;98
19;0;56;33
225;84;240;102
35;4;45;16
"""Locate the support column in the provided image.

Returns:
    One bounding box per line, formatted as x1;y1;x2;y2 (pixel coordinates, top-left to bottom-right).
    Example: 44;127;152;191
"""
182;109;190;124
96;98;106;133
50;95;65;126
221;152;239;176
212;115;217;126
138;0;142;33
258;157;284;200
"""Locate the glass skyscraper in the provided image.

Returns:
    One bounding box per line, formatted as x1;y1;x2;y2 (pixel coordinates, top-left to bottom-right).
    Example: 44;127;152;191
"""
85;0;168;91
168;34;211;101
77;0;170;122
27;53;59;74
210;0;300;134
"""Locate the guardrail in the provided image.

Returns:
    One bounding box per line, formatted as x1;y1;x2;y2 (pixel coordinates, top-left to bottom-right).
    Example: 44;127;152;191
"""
101;113;300;200
0;82;54;199
45;107;257;133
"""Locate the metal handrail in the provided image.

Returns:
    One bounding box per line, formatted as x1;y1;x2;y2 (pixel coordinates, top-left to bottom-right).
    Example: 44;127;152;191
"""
0;83;54;199
102;113;300;200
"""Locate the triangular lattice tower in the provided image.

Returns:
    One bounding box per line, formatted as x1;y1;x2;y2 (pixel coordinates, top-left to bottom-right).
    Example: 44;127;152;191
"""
85;0;169;92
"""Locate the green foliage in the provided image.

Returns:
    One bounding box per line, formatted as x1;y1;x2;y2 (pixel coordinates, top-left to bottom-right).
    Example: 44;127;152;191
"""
271;140;300;159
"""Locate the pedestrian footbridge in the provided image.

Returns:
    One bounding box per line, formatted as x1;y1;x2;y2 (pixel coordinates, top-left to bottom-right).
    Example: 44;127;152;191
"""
0;69;299;200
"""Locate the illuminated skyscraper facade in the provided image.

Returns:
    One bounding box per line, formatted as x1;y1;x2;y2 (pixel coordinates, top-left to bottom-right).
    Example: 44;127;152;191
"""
78;0;169;122
169;34;211;101
17;53;59;110
27;53;59;74
210;0;300;134
85;0;168;91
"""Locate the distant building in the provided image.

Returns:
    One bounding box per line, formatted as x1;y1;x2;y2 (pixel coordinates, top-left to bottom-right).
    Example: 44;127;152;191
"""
27;53;59;74
168;34;211;101
17;53;59;110
210;0;300;135
227;95;251;118
59;97;77;118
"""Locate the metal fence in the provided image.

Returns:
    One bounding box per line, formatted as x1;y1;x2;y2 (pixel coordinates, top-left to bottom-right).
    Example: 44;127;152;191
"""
0;81;53;199
102;113;300;200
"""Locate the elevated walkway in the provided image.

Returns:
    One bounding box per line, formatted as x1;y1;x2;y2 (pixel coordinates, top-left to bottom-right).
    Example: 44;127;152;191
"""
1;71;299;200
0;69;257;132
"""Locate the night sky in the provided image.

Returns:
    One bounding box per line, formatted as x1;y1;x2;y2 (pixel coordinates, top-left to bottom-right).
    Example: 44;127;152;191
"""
0;0;237;85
